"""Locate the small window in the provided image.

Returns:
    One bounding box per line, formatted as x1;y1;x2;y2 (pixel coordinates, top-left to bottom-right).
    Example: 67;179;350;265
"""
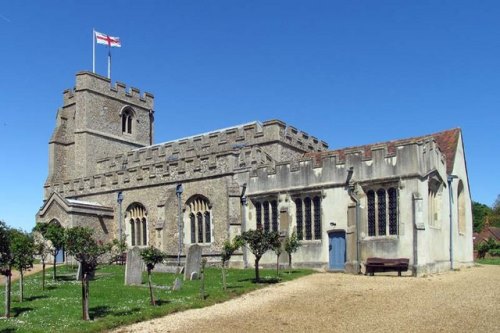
121;108;134;134
126;203;148;246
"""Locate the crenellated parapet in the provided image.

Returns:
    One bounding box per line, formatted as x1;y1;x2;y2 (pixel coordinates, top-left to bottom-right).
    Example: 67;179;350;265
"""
70;71;154;108
248;136;448;195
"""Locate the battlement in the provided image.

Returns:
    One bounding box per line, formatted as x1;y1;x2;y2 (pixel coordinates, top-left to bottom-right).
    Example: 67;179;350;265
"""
248;138;447;194
61;71;154;108
262;119;329;152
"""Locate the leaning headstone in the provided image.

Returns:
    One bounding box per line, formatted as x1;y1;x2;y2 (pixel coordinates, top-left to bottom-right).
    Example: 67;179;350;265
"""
184;244;202;281
125;247;144;285
190;272;199;280
172;277;183;291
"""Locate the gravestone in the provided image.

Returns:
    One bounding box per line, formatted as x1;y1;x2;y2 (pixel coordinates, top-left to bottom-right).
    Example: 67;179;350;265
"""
125;247;144;285
172;277;182;291
184;244;202;281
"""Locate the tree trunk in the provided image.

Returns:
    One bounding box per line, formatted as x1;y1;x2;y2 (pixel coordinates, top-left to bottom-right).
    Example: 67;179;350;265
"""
288;253;292;274
82;272;90;320
148;270;155;306
254;257;260;282
42;261;46;290
53;252;57;281
19;270;24;302
276;254;280;277
222;261;227;291
4;271;11;318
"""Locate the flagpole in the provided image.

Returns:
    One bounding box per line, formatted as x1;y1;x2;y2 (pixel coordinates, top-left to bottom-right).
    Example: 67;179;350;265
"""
108;46;111;79
92;29;95;73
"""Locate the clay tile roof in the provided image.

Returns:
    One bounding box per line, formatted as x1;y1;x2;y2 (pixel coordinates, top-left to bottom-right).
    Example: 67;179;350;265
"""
304;128;461;174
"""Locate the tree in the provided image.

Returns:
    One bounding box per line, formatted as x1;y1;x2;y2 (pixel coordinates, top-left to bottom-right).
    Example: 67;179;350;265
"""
110;237;127;265
284;231;301;273
240;229;280;282
32;228;53;290
220;237;243;290
472;201;492;233
0;220;12;318
272;236;283;277
140;246;167;305
65;227;110;320
44;222;65;281
10;229;35;302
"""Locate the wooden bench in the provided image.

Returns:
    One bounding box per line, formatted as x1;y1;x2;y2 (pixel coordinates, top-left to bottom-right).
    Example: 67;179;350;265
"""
365;257;409;276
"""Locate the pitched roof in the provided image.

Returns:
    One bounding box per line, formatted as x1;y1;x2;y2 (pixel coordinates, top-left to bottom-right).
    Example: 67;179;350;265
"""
304;128;461;174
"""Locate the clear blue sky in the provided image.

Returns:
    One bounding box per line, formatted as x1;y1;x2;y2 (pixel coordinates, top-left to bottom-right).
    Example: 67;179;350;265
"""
0;1;499;231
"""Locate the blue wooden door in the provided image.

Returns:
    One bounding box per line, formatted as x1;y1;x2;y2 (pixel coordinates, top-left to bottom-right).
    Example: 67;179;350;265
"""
329;231;346;270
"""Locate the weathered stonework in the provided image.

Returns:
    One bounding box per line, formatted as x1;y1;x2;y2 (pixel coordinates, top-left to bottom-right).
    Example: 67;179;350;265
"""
36;72;474;276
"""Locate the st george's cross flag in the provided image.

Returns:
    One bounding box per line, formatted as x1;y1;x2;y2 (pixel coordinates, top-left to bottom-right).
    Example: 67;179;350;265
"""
95;31;121;47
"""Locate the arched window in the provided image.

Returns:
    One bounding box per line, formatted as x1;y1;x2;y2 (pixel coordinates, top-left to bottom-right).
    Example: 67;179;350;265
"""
121;107;134;134
186;196;212;244
126;203;148;246
457;181;466;234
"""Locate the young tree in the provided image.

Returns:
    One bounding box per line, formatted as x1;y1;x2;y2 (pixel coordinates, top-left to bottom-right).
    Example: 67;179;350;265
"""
284;231;301;273
140;246;167;305
110;237;128;265
10;229;35;302
0;220;12;318
32;227;53;290
65;227;110;321
220;237;243;290
272;236;283;277
44;222;65;281
240;229;280;282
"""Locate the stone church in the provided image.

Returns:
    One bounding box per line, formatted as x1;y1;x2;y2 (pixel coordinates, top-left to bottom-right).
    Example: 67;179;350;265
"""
36;71;474;275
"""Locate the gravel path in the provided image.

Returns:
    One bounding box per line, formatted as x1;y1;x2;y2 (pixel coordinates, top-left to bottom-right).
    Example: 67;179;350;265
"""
112;265;499;333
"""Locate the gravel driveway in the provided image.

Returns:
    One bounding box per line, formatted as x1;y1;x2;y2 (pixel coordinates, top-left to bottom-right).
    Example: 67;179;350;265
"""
111;265;499;333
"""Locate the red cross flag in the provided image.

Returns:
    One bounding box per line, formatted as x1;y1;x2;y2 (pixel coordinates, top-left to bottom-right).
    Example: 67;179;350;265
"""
95;31;121;48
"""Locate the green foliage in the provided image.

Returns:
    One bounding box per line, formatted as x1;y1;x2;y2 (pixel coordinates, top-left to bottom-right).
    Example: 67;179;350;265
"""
472;201;492;233
44;223;66;254
477;238;500;259
0;220;11;274
109;238;127;264
284;231;302;271
221;237;243;266
240;229;280;282
0;265;314;332
10;229;35;273
66;227;110;272
140;246;167;272
284;232;301;256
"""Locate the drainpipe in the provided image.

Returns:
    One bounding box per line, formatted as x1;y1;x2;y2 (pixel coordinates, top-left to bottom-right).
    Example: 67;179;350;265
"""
240;183;248;268
346;167;360;274
447;175;458;270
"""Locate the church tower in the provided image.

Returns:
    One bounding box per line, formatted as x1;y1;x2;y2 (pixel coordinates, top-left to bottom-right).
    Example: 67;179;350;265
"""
46;71;154;194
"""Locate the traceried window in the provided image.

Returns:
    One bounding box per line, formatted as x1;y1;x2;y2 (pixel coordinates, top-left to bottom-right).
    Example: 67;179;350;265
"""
186;196;212;244
366;187;398;237
126;203;148;246
294;195;322;241
253;199;279;232
121;107;134;134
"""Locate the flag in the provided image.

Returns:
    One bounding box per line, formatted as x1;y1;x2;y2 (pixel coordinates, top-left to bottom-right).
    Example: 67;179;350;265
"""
95;31;121;48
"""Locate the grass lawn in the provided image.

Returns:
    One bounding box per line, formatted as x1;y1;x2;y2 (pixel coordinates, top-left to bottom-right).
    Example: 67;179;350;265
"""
0;265;313;333
475;257;500;265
